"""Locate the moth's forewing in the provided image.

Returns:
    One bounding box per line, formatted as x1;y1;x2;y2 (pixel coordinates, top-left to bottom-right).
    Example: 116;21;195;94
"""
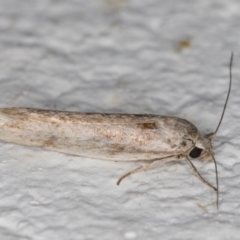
0;108;199;161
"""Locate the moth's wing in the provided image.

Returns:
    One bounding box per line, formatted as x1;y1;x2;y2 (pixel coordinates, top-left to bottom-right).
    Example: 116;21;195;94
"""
0;107;164;124
0;108;197;161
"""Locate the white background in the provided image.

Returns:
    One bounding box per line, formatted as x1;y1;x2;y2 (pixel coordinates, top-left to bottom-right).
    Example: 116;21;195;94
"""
0;0;239;239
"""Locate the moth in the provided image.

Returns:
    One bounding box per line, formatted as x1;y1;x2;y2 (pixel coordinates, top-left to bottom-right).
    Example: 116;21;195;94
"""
0;53;233;208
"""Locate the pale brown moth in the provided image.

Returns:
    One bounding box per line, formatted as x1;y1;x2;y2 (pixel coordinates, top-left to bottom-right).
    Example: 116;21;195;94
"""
0;53;233;208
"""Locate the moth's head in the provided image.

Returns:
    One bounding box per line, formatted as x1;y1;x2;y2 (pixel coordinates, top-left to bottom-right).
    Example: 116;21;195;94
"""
188;133;214;161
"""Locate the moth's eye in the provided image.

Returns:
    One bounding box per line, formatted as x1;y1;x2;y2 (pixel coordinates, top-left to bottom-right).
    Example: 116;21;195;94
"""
189;147;203;158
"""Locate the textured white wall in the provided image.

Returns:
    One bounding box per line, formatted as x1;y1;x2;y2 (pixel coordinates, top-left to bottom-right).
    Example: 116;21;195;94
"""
0;0;239;239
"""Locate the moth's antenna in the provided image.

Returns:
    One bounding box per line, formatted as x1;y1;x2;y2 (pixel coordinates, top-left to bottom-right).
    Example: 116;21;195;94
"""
214;52;233;136
211;52;233;209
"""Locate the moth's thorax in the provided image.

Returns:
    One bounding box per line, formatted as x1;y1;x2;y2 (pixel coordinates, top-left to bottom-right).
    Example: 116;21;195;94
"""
162;117;213;161
160;116;199;142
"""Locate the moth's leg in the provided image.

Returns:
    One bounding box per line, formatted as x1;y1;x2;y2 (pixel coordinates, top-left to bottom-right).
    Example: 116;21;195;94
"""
186;157;217;192
117;165;147;185
117;155;179;186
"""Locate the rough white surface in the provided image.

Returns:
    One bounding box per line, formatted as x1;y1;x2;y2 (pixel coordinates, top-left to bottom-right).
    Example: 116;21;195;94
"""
0;0;240;239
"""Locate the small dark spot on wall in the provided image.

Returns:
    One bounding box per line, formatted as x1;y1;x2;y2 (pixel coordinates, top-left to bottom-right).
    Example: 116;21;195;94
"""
174;38;191;52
